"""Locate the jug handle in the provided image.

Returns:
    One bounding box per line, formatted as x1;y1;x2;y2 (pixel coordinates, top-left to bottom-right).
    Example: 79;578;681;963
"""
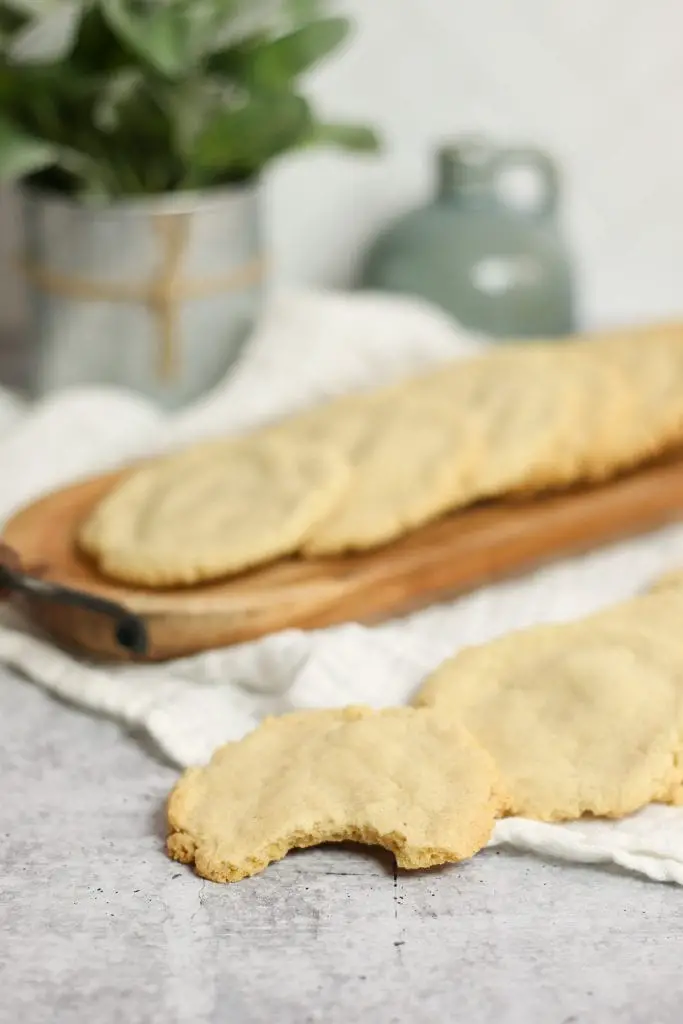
495;147;558;218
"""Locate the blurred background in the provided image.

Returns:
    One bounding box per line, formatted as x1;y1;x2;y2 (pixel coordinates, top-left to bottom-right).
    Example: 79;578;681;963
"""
1;0;681;394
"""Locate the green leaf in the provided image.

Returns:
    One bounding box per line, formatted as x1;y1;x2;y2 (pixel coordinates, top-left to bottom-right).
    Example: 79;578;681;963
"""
305;121;380;153
8;2;81;63
0;3;31;46
284;0;325;25
247;17;350;87
0;0;45;12
0;114;57;180
192;92;311;178
69;6;135;74
0;2;377;197
94;67;144;131
101;0;196;77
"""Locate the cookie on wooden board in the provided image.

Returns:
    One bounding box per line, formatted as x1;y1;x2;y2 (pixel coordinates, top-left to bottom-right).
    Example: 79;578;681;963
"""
167;706;503;883
81;322;683;580
79;433;350;586
302;370;483;554
450;342;634;496
578;322;683;470
304;341;635;554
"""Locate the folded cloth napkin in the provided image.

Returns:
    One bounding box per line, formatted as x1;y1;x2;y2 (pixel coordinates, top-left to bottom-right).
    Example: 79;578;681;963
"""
2;287;683;886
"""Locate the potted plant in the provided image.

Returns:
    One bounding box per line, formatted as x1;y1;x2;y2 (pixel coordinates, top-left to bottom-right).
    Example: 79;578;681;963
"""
0;1;378;408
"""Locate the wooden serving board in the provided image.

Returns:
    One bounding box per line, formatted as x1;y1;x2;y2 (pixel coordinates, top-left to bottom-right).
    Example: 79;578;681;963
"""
5;453;683;663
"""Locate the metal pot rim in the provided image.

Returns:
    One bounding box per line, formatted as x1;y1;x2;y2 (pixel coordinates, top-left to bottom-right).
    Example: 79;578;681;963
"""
19;180;260;217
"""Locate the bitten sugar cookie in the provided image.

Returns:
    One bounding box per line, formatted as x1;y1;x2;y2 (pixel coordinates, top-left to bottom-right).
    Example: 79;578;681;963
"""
413;591;683;822
166;706;503;883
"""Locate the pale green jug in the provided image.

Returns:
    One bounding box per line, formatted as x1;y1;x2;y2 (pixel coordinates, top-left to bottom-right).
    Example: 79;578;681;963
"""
360;137;576;338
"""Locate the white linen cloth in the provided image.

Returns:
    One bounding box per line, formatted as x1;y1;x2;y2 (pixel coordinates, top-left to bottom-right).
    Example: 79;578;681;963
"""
2;288;683;885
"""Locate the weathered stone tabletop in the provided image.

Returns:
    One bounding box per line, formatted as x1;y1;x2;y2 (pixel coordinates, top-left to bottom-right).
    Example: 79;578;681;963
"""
2;670;683;1024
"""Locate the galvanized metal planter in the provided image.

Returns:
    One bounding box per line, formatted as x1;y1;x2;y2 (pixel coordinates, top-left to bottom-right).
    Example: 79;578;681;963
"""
20;183;264;409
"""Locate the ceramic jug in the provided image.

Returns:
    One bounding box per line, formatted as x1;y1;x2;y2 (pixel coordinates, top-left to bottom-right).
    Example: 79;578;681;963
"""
360;137;575;338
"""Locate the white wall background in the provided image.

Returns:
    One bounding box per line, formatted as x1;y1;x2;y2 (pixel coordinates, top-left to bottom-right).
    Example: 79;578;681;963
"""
2;0;683;333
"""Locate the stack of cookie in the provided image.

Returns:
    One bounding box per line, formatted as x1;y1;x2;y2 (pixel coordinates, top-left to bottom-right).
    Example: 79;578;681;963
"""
79;322;683;588
166;580;683;883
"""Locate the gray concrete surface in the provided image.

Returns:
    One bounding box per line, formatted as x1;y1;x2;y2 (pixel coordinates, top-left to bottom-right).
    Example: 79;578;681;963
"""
2;669;683;1024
